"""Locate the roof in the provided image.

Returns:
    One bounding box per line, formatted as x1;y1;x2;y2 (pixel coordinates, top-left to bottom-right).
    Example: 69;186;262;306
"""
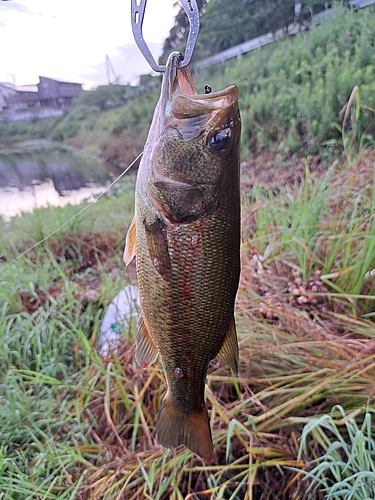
39;76;83;85
16;85;38;93
0;82;16;90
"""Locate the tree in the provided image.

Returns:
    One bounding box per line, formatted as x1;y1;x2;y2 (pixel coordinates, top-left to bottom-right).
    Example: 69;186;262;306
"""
160;0;209;64
199;0;335;56
76;85;133;111
161;0;350;63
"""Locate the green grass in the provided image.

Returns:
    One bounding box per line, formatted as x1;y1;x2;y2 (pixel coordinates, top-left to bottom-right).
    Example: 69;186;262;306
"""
1;144;375;498
192;5;375;156
297;406;375;499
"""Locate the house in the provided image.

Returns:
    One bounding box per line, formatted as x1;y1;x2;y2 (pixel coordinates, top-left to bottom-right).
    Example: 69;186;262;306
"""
37;76;83;109
0;83;17;112
1;77;84;114
4;85;39;110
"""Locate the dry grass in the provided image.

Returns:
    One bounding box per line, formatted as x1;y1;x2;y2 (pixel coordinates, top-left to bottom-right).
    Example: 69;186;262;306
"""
1;152;375;499
62;152;374;499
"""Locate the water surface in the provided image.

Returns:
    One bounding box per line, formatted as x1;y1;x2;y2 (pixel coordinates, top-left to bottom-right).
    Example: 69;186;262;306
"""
0;149;116;219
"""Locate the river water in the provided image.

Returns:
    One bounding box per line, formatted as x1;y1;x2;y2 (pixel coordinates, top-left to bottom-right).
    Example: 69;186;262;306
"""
0;149;118;220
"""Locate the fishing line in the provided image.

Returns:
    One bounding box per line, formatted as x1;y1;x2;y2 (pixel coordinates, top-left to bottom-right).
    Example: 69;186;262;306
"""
1;151;143;272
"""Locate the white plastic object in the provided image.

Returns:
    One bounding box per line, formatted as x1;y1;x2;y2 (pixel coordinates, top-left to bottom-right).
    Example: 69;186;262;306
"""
98;284;140;356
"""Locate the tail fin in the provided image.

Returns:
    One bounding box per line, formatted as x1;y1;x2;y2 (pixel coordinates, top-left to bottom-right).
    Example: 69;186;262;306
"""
156;395;213;462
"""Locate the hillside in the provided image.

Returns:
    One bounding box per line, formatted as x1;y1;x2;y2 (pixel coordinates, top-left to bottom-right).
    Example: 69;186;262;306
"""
160;0;348;64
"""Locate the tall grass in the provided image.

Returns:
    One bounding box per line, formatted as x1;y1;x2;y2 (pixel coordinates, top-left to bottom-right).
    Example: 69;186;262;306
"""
1;143;375;498
298;406;375;499
193;5;375;156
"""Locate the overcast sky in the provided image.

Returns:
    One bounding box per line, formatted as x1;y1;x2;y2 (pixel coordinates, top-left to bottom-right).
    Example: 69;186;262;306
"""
0;0;177;89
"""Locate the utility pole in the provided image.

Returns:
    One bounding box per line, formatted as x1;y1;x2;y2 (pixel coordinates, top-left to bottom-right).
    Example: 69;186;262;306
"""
6;74;16;86
105;55;117;85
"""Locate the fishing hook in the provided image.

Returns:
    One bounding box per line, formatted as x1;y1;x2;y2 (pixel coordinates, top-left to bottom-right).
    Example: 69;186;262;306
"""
131;0;200;72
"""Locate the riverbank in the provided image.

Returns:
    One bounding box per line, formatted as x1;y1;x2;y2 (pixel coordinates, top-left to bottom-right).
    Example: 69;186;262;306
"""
0;143;124;219
0;85;158;170
1;148;375;498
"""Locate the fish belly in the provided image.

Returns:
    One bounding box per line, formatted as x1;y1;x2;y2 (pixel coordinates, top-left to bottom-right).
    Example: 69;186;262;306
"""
135;188;240;460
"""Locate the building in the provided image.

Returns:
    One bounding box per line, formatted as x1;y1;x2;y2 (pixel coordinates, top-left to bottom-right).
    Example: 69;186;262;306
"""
0;77;84;114
37;76;83;109
0;83;17;112
4;85;39;111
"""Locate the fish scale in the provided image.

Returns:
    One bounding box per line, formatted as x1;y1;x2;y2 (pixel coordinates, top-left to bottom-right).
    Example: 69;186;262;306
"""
124;52;241;461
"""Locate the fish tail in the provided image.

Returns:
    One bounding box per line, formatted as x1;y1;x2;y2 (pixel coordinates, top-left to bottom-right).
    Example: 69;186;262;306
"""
156;395;213;462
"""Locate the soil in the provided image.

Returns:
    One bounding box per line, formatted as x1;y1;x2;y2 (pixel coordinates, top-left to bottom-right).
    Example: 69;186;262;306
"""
240;151;327;193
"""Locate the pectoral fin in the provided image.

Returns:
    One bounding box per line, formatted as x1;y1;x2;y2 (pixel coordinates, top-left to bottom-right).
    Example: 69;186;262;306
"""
216;316;239;373
144;218;172;282
135;315;159;369
124;216;137;266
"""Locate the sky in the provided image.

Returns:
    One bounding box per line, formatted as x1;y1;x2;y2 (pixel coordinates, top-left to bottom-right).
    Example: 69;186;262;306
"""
0;0;177;89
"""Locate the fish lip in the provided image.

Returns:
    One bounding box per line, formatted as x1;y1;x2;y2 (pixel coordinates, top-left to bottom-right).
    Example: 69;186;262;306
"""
162;52;239;113
160;52;185;108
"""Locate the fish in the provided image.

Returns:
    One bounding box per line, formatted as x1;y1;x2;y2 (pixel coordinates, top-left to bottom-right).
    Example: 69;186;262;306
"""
124;51;241;462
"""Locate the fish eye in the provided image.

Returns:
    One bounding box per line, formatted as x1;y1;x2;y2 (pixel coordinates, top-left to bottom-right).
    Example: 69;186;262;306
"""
208;128;231;152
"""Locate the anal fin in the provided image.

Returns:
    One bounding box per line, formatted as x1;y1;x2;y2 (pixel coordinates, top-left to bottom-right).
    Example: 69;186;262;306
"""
216;316;239;374
135;315;159;369
156;394;213;462
124;216;136;266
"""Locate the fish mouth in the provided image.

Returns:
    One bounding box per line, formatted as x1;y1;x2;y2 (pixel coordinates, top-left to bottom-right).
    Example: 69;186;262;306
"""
143;52;240;220
161;51;239;120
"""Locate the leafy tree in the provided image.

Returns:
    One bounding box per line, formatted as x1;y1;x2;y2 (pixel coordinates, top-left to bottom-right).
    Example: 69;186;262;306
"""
161;0;351;63
160;0;209;64
76;85;135;111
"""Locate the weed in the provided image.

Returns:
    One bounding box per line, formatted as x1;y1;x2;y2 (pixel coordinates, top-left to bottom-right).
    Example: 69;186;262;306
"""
324;86;375;161
297;406;375;499
1;150;375;497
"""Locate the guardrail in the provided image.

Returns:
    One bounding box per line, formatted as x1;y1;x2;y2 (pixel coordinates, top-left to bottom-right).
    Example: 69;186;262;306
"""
193;0;375;71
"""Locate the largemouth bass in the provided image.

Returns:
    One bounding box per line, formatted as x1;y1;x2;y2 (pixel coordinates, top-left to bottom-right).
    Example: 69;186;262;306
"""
124;52;241;461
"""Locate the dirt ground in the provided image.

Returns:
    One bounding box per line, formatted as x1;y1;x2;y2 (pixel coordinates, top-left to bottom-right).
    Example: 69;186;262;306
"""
240;151;328;192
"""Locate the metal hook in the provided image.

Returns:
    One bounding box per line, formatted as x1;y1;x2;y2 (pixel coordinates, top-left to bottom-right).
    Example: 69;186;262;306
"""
131;0;200;72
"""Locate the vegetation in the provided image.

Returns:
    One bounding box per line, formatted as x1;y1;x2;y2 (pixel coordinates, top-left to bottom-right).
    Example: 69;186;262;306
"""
1;129;375;498
193;5;375;156
161;0;345;64
1;7;375;162
0;85;159;167
1;4;375;498
0;116;62;146
297;406;375;498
